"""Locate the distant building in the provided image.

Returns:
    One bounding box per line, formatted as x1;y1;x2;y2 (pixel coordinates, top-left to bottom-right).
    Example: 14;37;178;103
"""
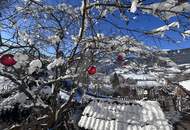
166;48;190;64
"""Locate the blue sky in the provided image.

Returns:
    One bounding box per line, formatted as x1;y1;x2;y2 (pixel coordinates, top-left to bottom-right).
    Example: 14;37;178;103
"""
91;5;190;50
2;0;190;51
127;14;190;50
68;0;190;50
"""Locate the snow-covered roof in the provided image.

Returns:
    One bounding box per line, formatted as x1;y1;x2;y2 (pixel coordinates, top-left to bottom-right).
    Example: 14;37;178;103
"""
183;69;190;74
178;64;190;68
78;99;172;130
158;56;172;62
150;67;165;72
162;49;170;52
167;67;181;73
135;81;162;88
179;80;190;91
163;74;177;79
120;74;156;81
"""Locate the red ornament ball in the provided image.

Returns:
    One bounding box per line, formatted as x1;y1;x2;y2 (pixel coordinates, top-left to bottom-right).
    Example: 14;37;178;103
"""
0;54;17;66
117;52;126;61
87;66;96;75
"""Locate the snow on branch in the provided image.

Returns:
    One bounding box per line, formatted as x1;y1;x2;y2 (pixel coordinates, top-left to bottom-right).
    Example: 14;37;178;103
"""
141;1;190;20
130;0;138;13
47;57;64;70
42;74;79;86
0;70;22;86
181;30;190;39
0;70;35;101
145;22;180;37
28;59;42;74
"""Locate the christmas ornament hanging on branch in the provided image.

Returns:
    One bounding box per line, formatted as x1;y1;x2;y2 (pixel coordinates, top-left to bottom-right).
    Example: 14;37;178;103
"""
87;66;96;75
0;54;17;66
117;52;126;61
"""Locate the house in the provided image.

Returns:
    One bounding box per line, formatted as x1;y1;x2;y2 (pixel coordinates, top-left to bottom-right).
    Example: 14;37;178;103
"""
78;99;173;130
176;80;190;112
165;48;190;65
179;80;190;93
110;72;163;99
